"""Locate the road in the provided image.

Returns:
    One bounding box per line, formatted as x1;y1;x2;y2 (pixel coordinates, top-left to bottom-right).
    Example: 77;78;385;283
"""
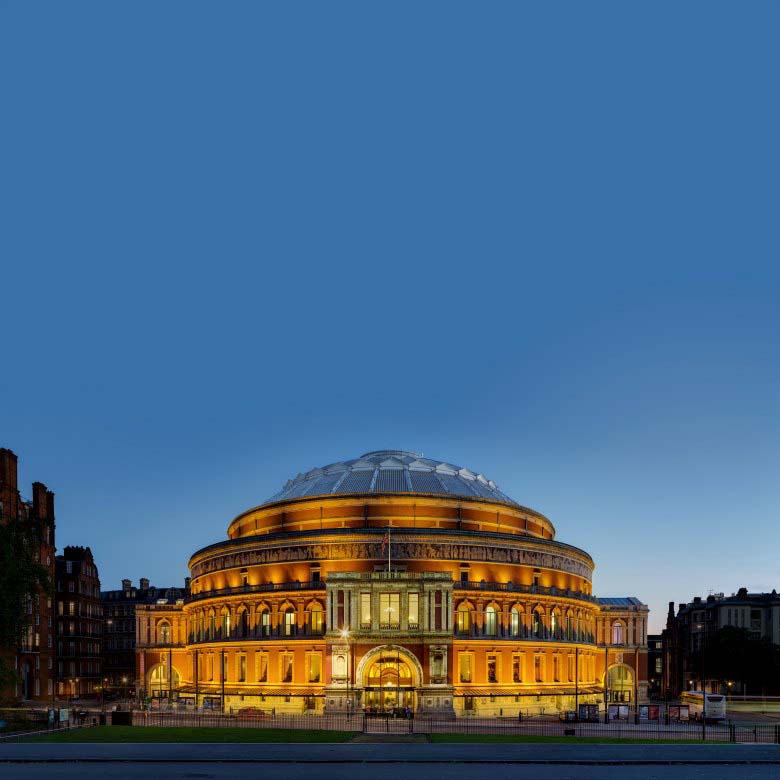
3;742;780;777
2;763;779;780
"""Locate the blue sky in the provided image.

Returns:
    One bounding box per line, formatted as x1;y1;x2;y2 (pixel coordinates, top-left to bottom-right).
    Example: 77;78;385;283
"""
2;2;778;631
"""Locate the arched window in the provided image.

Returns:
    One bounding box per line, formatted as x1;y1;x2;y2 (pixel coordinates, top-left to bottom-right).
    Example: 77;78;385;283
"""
456;603;471;634
259;608;270;637
158;621;171;645
237;608;248;637
533;609;543;638
551;610;558;637
510;607;522;637
612;620;624;645
208;610;216;640
484;605;498;636
284;607;296;636
309;603;324;634
221;608;231;637
566;613;574;641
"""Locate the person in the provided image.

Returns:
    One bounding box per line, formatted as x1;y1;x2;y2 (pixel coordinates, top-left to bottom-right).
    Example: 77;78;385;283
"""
405;704;411;720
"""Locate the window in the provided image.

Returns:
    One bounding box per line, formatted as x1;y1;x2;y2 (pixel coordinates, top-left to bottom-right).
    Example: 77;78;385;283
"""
408;593;419;628
510;607;521;637
360;593;371;628
533;611;542;637
379;593;400;629
534;655;543;683
485;605;498;636
611;621;624;645
281;653;293;683
256;653;268;682
459;653;472;683
308;653;321;683
237;655;246;682
158;622;171;644
222;610;231;637
551;611;558;636
553;655;561;682
309;604;323;633
284;608;296;636
487;654;498;683
456;604;471;633
512;654;523;683
655;658;663;674
259;610;270;637
568;654;575;682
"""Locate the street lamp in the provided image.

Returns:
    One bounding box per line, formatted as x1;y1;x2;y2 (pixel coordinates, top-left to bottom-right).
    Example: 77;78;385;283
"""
122;676;129;703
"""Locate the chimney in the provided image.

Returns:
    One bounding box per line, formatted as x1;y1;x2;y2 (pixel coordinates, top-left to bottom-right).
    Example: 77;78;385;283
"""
32;482;49;520
122;578;132;590
184;577;191;590
140;578;150;590
0;448;18;491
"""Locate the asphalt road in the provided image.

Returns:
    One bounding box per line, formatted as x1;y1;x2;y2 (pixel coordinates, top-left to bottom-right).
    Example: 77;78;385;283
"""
2;764;780;780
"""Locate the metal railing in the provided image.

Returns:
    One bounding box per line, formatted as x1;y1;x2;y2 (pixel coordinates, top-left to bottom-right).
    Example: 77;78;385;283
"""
187;580;326;604
455;580;597;604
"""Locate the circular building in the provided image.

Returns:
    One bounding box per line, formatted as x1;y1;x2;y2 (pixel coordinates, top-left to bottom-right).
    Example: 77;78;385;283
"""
136;450;649;717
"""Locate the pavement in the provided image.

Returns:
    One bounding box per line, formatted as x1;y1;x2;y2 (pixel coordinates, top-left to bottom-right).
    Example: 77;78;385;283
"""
2;742;780;763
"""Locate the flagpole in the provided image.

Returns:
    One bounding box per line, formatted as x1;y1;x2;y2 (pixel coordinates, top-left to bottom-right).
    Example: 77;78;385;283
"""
387;526;391;574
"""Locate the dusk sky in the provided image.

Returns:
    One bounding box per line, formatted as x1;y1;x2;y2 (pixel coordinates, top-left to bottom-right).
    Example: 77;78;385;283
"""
2;2;778;633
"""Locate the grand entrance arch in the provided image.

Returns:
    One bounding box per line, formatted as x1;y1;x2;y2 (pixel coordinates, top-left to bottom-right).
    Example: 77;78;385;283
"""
148;663;181;697
606;664;634;703
357;645;422;712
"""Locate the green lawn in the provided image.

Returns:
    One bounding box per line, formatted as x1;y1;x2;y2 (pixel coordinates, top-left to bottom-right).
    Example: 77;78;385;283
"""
29;726;357;743
430;733;723;744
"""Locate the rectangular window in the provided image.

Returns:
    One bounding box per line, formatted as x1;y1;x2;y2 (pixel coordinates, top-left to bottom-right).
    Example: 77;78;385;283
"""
281;653;293;683
459;653;472;683
360;593;372;628
256;654;268;682
655;658;663;673
308;653;321;683
207;655;214;681
237;655;246;682
380;593;400;629
513;655;523;683
487;654;498;683
408;593;419;628
553;655;561;682
568;654;575;683
534;655;543;683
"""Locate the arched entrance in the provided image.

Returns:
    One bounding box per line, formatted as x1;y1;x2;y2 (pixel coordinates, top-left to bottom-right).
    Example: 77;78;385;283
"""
606;664;634;703
359;646;419;712
148;664;181;696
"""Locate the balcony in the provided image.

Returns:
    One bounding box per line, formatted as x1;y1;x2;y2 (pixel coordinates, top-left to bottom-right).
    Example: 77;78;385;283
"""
454;580;596;604
187;624;327;645
187;580;326;604
453;625;595;644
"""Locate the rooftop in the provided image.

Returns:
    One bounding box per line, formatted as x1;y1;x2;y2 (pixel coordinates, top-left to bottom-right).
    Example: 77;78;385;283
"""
263;449;519;507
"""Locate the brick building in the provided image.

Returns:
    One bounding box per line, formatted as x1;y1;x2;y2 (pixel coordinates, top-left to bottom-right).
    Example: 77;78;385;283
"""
55;546;103;699
0;448;57;702
663;589;780;697
102;577;189;696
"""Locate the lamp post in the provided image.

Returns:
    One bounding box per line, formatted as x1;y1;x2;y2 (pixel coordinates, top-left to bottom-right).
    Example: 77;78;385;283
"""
121;676;129;705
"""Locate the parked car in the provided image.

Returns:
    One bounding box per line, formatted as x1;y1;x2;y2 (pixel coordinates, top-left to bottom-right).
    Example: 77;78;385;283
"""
236;707;269;718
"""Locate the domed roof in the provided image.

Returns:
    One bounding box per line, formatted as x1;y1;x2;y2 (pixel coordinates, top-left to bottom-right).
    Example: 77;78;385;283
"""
263;450;518;507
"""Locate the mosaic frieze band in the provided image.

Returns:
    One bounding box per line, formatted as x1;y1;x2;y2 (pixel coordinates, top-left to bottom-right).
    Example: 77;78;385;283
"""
190;535;593;581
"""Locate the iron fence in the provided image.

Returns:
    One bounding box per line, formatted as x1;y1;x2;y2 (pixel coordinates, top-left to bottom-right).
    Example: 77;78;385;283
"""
132;710;780;743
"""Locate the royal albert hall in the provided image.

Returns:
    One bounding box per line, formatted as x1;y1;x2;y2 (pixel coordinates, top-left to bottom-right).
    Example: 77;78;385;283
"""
136;450;649;716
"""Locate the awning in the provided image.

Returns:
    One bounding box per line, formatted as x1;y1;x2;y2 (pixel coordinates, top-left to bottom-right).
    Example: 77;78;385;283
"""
454;687;603;697
174;686;325;697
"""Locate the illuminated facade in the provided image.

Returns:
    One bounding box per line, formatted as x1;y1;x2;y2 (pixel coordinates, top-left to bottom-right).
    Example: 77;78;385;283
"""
136;450;648;716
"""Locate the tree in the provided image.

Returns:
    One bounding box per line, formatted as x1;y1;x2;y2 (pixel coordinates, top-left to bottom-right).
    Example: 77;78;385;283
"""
0;517;51;693
698;626;780;695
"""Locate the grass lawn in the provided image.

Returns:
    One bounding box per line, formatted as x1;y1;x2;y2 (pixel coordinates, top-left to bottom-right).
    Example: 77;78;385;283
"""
29;726;357;743
429;733;722;744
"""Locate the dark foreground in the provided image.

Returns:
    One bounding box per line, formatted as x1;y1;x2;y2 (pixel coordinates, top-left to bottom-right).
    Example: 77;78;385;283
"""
3;741;780;780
